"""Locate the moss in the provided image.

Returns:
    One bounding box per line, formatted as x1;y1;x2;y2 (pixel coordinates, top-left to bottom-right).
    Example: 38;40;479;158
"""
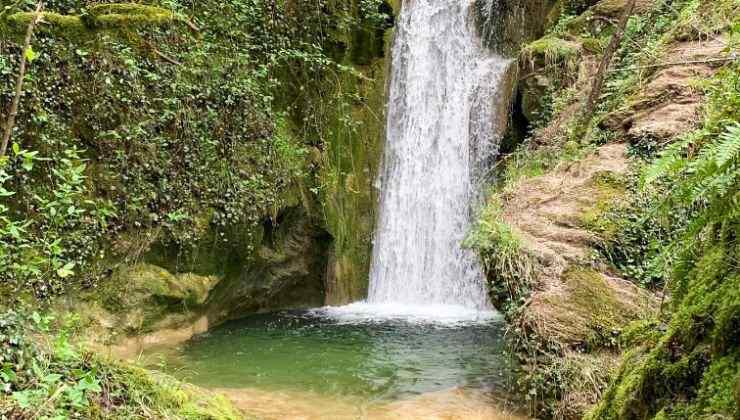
90;358;242;419
521;36;581;69
587;247;740;419
4;11;86;34
88;264;218;336
542;267;640;349
580;36;604;53
3;4;175;36
87;3;174;18
317;58;388;304
581;171;628;233
620;318;664;348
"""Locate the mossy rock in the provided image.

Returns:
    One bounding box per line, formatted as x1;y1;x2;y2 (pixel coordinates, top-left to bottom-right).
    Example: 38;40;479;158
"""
3;12;86;36
588;249;740;419
109;263;218;307
3;3;176;35
90;264;218;335
535;267;654;349
84;4;176;30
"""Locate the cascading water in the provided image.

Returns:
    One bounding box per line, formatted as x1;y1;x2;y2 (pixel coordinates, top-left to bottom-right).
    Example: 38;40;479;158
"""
365;0;512;312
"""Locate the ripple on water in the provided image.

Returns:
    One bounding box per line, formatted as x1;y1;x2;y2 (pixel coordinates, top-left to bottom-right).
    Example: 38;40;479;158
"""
148;309;515;403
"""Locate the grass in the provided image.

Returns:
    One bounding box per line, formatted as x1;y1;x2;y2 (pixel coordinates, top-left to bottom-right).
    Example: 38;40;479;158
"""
521;36;581;72
465;195;535;316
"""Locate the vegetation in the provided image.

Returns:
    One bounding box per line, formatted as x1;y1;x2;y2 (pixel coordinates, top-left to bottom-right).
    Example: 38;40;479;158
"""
0;0;392;300
1;0;393;416
465;195;535;316
470;0;739;418
0;310;241;418
0;0;737;418
587;60;740;420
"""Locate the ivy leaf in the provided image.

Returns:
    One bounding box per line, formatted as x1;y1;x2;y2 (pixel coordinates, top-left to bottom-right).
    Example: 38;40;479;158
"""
24;46;37;63
56;262;76;279
22;156;34;171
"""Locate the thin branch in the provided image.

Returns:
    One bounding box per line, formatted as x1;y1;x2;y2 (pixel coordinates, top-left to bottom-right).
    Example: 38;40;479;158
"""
1;1;44;159
143;40;182;66
183;17;200;32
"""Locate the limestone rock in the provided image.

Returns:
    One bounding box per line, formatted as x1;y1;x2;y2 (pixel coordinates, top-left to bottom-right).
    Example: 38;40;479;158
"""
604;37;729;144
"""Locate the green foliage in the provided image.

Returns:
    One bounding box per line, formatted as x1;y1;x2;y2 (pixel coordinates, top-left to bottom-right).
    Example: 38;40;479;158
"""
465;196;535;317
497;139;590;192
520;351;617;420
521;36;580;70
594;0;738;147
587;61;740;420
0;0;393;299
0;309;240;418
596;65;740;291
0;145;116;297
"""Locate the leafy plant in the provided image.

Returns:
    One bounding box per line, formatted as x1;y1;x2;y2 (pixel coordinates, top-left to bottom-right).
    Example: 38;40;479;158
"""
465;195;535;317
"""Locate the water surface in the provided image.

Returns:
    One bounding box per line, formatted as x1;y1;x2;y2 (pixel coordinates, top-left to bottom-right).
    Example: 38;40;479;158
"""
156;309;512;401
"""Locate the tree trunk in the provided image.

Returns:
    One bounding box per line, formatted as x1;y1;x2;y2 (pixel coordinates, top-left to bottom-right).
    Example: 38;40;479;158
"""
581;0;637;124
0;2;44;159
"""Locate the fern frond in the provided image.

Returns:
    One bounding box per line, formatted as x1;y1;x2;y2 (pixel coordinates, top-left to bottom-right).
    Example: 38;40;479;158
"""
714;122;740;167
643;151;686;187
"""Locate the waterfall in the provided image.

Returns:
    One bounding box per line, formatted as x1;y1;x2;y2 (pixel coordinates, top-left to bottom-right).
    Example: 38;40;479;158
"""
366;0;512;310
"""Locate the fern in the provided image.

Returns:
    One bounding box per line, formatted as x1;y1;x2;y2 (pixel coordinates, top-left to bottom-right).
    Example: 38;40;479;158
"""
640;69;740;289
714;122;740;167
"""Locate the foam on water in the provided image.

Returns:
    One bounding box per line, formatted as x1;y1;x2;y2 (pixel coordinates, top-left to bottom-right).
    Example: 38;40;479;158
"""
315;302;500;325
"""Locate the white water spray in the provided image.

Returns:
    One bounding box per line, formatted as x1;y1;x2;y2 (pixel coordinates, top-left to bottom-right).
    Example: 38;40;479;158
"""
366;0;511;313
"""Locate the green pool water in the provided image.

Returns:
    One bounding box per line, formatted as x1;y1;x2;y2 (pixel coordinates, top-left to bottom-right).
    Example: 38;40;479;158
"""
151;308;514;403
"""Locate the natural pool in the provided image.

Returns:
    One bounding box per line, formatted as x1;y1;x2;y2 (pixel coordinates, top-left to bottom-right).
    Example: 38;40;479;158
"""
145;306;524;419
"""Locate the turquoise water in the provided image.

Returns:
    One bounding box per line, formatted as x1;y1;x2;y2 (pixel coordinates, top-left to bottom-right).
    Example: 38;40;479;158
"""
155;310;514;402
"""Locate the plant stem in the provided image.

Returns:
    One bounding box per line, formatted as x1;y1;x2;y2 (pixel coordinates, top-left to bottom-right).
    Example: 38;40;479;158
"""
0;1;44;159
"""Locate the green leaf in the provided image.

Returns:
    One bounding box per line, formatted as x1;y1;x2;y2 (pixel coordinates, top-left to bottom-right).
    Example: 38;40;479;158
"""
56;262;76;279
24;46;36;63
42;373;62;384
11;143;20;156
12;390;34;408
22;156;34;171
1;366;17;383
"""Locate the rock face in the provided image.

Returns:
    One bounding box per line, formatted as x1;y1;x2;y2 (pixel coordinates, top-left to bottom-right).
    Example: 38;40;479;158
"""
204;208;330;323
94;264;219;334
491;144;657;419
501;144;656;347
72;207;330;352
604;37;730;145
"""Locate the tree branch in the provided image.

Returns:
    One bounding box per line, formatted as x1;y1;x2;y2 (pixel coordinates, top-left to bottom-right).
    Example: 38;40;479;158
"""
1;1;44;159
